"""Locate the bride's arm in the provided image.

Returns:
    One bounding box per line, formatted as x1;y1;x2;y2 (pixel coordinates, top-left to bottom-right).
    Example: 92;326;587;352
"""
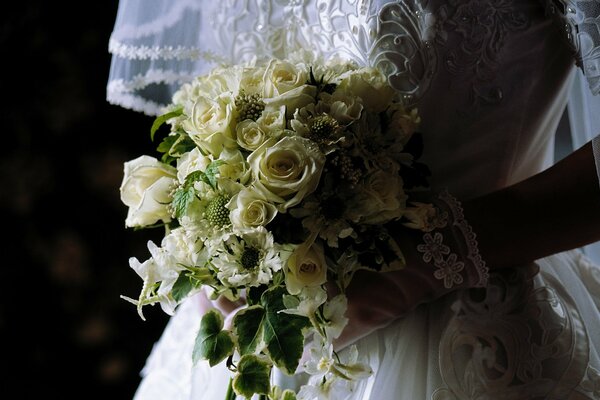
334;140;600;350
465;140;600;268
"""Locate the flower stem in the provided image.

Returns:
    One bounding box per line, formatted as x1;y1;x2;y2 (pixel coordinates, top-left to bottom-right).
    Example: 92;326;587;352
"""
225;377;236;400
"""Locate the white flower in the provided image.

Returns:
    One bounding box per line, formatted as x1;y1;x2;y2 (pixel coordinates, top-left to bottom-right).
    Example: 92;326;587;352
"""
229;186;278;230
236;120;270;151
212;228;282;288
263;59;308;98
264;84;318;118
319;91;364;125
322;295;349;340
161;227;207;268
337;67;395;113
127;240;182;318
281;286;327;318
215;148;251;184
182;94;236;157
349;170;408;225
176;147;212;184
248;136;325;211
285;234;328;295
120;155;177;228
256;106;286;135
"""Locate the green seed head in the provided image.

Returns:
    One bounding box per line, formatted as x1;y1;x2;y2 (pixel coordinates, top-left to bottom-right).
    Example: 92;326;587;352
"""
205;194;230;227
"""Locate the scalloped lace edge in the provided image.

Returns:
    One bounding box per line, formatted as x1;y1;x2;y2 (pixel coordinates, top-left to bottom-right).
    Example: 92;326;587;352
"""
109;38;226;62
439;190;490;287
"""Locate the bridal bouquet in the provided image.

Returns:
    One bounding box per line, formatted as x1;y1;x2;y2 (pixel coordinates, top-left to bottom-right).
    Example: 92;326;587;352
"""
120;53;430;399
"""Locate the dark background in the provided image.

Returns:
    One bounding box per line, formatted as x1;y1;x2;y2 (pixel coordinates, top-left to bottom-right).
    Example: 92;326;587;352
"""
2;3;171;398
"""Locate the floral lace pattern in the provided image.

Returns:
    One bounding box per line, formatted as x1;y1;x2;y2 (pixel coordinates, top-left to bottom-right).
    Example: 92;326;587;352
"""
433;0;530;107
432;262;596;400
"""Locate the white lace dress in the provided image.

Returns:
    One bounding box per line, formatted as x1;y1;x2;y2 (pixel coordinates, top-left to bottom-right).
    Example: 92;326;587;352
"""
108;1;600;399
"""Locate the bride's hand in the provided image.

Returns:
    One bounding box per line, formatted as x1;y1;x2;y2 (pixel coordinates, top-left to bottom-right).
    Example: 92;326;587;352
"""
330;190;497;350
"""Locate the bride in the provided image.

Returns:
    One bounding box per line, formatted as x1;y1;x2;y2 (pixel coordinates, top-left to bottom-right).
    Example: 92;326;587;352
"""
108;0;600;399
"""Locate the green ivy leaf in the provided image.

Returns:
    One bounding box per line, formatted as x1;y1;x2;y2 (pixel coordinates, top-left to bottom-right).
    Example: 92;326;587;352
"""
233;306;265;355
171;186;196;219
232;354;271;399
261;287;310;374
192;310;235;367
150;107;183;141
247;285;268;306
172;272;194;302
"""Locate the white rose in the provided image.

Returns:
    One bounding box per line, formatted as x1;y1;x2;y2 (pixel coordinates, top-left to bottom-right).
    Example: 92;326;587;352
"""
256;106;286;135
320;91;364;125
285;235;327;295
182;94;236;157
176;147;212;183
236;120;269;151
337;67;395;113
239;66;265;95
248;136;325;210
120;155;177;228
216;148;251;184
351;170;407;224
229;187;278;229
262;60;308;98
264;85;317;118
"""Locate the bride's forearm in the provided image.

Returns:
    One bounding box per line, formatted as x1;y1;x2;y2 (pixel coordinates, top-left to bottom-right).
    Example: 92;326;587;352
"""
463;141;600;269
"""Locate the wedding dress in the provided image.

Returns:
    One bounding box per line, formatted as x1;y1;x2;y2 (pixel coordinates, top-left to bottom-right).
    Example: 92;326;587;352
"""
108;1;600;399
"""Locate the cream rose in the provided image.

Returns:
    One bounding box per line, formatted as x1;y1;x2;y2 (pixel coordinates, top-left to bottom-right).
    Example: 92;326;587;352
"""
182;94;236;157
351;170;407;224
264;84;317;118
262;60;308;98
338;68;395;113
228;187;278;229
256;106;286;135
248;136;325;210
285;235;327;295
236;120;269;151
176;147;212;183
120;155;178;228
320;91;364;125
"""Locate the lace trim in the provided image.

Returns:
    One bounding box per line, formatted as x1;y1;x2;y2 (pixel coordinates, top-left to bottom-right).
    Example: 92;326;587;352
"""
107;69;199;116
111;0;203;40
438;190;489;287
109;39;226;62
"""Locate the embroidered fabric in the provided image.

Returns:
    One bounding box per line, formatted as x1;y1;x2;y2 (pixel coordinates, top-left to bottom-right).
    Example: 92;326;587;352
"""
415;190;489;289
107;0;436;115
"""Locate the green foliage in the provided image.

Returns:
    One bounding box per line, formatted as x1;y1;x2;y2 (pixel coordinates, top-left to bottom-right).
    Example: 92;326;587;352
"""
233;306;266;355
232;355;271;399
150;107;183;141
193;310;235;367
157;133;196;165
171;185;196;219
171;272;194;302
261;287;310;374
